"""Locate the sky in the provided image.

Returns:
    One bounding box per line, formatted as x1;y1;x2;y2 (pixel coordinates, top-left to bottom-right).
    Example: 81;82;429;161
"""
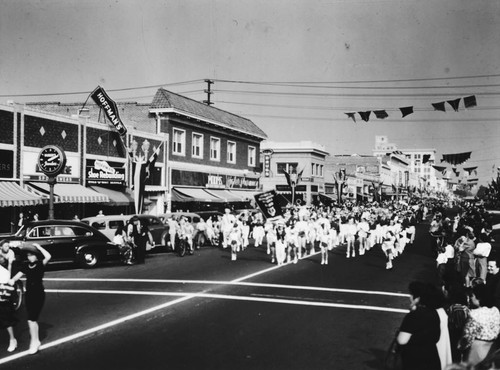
1;0;500;185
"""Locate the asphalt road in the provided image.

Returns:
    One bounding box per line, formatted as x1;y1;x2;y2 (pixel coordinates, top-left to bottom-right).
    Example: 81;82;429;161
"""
0;223;439;370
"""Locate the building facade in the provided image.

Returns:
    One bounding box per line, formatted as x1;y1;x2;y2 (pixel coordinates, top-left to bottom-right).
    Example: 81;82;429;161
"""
260;141;329;206
0;89;266;232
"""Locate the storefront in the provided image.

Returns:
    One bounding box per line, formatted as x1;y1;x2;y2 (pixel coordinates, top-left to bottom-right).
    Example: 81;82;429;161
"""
169;169;260;212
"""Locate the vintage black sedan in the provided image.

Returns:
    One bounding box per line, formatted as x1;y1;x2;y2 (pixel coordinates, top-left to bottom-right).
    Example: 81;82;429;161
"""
4;220;122;268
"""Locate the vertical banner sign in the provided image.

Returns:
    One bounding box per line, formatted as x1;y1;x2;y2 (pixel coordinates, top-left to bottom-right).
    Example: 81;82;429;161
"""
90;86;127;136
264;154;271;177
254;190;283;220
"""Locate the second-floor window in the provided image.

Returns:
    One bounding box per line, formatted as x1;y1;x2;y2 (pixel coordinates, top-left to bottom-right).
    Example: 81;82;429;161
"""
210;137;220;161
227;141;236;164
277;162;298;174
192;133;203;158
248;146;256;166
173;129;185;156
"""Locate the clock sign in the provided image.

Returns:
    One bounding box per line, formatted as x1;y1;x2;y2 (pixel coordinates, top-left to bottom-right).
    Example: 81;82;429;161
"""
37;145;67;176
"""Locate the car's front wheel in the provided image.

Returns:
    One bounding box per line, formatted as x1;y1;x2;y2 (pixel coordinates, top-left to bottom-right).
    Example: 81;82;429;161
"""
79;250;99;268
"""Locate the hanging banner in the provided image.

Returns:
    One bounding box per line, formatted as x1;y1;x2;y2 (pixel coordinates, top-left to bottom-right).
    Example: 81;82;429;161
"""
90;86;127;136
254;190;283;220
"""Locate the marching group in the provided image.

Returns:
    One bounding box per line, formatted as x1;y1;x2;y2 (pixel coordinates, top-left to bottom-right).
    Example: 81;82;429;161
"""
171;201;424;268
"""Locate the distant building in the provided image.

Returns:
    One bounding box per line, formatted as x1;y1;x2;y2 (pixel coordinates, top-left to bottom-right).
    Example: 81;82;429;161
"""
373;135;437;190
260;141;329;206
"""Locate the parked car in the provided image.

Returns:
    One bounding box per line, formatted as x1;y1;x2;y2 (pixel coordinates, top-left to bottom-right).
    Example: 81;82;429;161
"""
81;214;170;252
3;220;122;268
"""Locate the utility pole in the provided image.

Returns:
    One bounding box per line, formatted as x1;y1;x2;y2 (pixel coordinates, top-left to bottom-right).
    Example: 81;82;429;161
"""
203;79;214;106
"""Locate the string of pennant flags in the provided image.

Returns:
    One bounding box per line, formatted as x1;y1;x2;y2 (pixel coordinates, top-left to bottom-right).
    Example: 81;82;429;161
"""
345;95;477;123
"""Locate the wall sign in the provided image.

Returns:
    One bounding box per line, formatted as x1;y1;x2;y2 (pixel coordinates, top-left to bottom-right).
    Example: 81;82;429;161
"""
86;159;126;185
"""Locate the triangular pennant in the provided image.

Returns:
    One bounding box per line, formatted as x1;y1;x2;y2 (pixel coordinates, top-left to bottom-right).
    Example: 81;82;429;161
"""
431;102;446;112
345;112;356;123
373;110;389;119
463;95;477;109
447;98;461;112
441;151;472;165
432;165;447;173
399;106;413;118
358;111;371;122
463;166;478;176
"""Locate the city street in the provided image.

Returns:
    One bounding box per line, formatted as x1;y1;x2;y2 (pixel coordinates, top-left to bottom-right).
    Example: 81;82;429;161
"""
0;223;438;370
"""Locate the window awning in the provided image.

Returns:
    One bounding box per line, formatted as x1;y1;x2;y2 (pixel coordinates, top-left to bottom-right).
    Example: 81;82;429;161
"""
319;193;337;201
26;182;109;203
227;190;259;201
89;186;134;206
0;181;46;207
171;187;225;203
205;189;245;202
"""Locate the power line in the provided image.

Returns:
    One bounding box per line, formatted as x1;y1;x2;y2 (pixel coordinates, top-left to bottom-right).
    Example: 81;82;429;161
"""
213;73;500;85
0;79;204;98
214;89;500;98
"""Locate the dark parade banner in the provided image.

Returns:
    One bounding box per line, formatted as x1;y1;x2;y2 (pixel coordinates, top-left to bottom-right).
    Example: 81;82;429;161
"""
254;190;283;220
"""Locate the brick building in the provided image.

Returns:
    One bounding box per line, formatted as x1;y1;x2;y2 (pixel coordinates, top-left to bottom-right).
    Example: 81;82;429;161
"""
0;88;266;232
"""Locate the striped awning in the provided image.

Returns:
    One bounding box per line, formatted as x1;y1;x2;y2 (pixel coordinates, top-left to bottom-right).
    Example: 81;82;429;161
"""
26;182;109;203
0;181;46;207
205;189;244;202
172;187;225;203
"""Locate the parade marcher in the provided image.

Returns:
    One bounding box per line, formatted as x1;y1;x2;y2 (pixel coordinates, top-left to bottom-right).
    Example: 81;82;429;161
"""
295;216;308;258
344;217;357;258
221;208;236;249
9;243;52;355
286;219;299;264
381;230;396;270
275;221;287;266
356;215;370;256
318;222;330;265
252;213;265;248
228;222;242;261
264;219;276;258
240;217;250;250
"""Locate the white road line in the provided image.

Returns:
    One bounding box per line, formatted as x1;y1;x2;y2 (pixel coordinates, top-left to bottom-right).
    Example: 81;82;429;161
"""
44;279;410;298
0;251;405;364
44;288;410;314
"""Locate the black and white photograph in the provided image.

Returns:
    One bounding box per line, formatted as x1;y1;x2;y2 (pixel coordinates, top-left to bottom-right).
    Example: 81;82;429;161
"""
1;1;500;369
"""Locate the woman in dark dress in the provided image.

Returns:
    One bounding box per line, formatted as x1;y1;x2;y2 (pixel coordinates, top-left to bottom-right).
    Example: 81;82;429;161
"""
9;243;51;355
397;281;441;370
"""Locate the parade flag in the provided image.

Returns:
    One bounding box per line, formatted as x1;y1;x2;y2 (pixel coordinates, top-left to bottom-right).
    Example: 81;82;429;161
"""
464;95;477;108
358;111;371;122
130;142;163;214
254;190;284;220
400;106;413;118
373;110;389;119
283;168;304;205
447;98;461;112
345;112;356;123
90;86;127;136
423;154;431;164
432;102;446;112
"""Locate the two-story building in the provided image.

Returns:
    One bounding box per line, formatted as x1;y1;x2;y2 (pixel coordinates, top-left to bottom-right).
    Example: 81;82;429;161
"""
0;89;267;231
260;141;329;206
